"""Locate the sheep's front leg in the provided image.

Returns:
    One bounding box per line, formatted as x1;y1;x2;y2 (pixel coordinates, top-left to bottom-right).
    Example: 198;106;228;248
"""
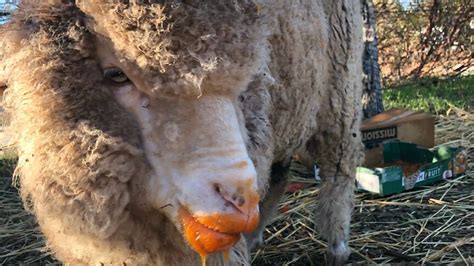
245;162;290;250
308;127;363;265
316;174;354;265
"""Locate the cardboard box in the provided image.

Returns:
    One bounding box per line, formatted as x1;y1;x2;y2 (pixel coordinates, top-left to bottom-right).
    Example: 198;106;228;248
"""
356;141;467;196
361;108;435;167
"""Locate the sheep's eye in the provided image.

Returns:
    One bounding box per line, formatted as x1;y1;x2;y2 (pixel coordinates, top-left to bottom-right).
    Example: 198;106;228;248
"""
103;68;129;83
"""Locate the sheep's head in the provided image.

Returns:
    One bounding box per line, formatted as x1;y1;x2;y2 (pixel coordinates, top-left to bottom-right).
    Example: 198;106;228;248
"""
79;1;266;259
1;0;266;261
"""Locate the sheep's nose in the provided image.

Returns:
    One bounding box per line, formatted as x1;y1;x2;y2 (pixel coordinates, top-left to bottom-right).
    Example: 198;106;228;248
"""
193;181;260;234
178;180;260;257
214;182;259;218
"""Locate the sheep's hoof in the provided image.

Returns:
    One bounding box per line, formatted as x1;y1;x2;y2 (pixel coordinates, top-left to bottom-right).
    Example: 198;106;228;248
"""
326;240;350;266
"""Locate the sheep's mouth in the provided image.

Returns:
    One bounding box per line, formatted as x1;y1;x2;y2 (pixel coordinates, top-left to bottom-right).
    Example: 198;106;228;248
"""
179;206;240;258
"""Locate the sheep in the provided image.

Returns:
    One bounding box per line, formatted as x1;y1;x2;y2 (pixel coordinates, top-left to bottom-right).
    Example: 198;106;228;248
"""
0;1;364;265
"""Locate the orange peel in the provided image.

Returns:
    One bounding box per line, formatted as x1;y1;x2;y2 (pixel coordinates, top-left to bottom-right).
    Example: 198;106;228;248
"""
180;207;242;265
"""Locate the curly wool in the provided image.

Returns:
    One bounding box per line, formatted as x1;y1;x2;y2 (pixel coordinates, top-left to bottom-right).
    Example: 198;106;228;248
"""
1;0;143;238
79;0;264;97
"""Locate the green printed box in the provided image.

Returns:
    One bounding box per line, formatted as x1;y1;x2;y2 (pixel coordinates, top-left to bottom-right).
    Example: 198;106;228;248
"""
355;141;467;196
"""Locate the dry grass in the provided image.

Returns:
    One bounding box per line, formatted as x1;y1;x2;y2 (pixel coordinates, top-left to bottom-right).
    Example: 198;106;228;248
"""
0;159;57;264
252;170;473;265
0;109;472;265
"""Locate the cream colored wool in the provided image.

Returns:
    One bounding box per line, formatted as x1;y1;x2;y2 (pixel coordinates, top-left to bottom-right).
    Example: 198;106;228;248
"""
0;1;363;265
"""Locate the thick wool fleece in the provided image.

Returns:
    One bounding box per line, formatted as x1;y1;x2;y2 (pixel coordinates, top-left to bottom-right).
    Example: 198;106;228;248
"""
0;0;364;265
78;0;265;97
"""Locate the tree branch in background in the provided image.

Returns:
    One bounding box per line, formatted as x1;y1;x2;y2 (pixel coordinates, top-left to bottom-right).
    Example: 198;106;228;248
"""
374;0;473;85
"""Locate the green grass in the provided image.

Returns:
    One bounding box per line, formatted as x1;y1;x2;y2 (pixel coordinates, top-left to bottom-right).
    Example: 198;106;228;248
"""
383;75;473;114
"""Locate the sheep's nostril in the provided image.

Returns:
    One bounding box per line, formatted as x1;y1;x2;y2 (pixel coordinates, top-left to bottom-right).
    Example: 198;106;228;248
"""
194;182;260;234
213;183;257;215
214;184;221;194
237;197;245;207
231;193;246;207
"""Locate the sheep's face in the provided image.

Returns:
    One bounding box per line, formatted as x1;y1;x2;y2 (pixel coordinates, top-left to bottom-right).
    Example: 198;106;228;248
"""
5;0;264;261
95;31;260;257
0;0;266;258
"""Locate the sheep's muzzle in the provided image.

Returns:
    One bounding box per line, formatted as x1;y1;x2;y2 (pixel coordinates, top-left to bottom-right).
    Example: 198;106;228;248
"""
179;198;259;260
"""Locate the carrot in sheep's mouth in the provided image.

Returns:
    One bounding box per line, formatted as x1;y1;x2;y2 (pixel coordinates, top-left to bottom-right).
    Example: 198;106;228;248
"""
179;206;241;265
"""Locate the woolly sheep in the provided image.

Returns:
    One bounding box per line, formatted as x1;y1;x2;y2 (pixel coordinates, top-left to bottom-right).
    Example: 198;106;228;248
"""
0;1;364;265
